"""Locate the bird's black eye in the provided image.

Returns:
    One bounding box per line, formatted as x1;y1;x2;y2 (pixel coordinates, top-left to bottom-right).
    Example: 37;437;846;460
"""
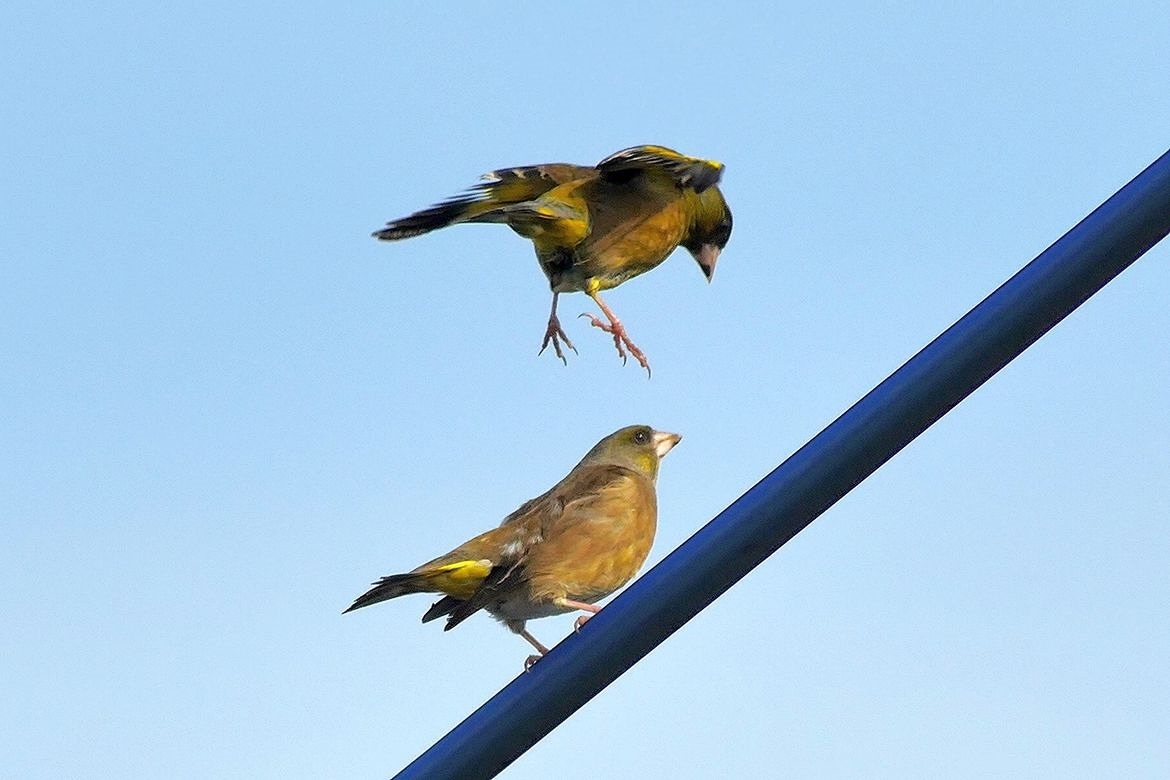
634;430;649;444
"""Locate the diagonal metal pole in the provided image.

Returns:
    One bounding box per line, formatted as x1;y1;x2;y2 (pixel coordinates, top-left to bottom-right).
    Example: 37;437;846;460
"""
394;149;1170;780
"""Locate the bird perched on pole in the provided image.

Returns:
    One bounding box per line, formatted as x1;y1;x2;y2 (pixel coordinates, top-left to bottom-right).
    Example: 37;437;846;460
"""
372;145;732;376
344;425;681;668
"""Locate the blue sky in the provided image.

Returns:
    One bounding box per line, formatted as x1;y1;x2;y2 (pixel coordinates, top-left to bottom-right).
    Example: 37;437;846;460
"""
3;2;1169;778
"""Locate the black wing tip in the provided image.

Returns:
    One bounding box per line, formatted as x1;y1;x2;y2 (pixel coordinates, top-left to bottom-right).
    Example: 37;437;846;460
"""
422;595;464;624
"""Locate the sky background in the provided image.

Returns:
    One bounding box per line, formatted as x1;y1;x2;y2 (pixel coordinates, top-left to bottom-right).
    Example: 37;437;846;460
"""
3;2;1169;778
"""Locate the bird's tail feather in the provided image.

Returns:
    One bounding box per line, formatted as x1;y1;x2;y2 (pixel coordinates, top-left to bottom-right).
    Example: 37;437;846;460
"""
372;195;492;241
372;163;587;241
343;572;430;613
343;559;493;614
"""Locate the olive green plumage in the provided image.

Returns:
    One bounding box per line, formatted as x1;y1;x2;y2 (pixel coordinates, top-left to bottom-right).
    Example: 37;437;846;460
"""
373;145;732;375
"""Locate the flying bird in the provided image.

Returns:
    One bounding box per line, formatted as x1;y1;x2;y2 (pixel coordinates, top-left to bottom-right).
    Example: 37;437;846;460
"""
373;145;732;375
344;425;681;667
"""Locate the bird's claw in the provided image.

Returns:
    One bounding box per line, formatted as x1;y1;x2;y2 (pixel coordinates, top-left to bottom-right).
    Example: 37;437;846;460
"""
578;313;651;377
524;654;543;672
539;316;577;365
573;614;592;633
579;313;628;364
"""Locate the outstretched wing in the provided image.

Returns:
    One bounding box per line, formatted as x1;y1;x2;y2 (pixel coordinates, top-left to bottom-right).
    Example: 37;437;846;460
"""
595;145;724;193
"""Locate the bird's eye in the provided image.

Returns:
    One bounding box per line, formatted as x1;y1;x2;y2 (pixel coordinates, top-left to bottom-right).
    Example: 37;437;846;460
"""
634;430;649;444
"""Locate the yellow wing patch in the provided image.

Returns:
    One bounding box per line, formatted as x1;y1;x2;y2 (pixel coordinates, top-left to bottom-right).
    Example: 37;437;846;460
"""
424;559;493;599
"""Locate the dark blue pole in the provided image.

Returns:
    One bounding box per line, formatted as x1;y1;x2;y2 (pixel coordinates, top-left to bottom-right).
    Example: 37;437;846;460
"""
394;149;1170;779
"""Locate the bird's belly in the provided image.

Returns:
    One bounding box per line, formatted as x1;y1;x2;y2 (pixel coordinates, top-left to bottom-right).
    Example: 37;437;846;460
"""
546;253;671;294
541;225;678;294
524;541;651;613
487;590;577;622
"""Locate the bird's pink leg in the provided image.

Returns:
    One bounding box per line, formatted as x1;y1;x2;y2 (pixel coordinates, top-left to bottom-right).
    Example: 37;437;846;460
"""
555;598;602;632
538;292;577;364
580;292;651;376
523;601;603;669
520;628;550;671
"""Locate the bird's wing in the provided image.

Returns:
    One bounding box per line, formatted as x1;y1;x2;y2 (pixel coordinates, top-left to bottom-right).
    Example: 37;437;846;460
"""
535;465;656;552
595;145;724;193
477;163;589;202
436;490;563;630
481;185;592;250
420;595;463;623
438;556;529;630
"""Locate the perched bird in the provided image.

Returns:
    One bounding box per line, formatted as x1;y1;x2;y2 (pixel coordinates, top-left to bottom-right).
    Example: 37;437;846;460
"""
344;425;681;667
373;145;733;375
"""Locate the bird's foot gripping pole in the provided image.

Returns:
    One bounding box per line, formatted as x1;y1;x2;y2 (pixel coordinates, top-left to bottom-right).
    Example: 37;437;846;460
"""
560;599;602;634
520;628;550;672
522;599;603;670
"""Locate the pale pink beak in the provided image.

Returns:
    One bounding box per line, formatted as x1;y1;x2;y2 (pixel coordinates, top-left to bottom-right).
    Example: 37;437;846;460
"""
697;244;720;282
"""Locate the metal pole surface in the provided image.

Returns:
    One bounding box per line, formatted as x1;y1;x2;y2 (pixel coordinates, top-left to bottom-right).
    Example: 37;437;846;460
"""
394;149;1170;780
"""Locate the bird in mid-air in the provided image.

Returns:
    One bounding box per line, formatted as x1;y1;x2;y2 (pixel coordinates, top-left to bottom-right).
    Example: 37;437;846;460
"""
373;145;732;376
344;425;681;668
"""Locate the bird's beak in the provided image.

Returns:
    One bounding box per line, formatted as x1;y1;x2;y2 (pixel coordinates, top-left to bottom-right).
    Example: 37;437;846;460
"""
652;430;682;458
697;244;720;282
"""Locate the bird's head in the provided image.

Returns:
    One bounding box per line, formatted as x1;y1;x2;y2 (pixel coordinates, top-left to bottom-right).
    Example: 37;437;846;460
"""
579;425;681;481
682;186;733;282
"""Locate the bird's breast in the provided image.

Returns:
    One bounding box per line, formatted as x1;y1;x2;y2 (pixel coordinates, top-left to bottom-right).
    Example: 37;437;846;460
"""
524;495;658;606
